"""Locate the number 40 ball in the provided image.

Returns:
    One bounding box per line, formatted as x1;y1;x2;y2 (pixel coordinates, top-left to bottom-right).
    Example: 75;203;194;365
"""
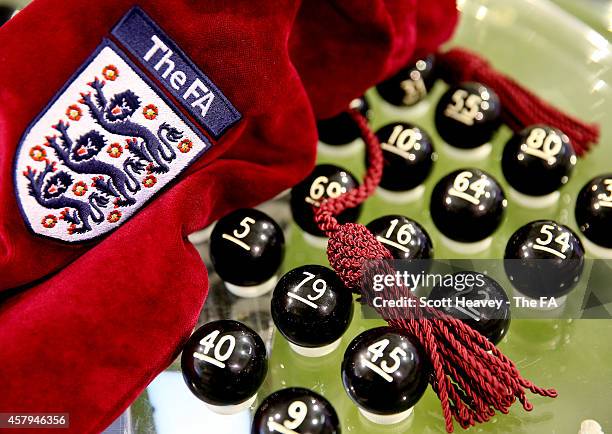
181;320;268;414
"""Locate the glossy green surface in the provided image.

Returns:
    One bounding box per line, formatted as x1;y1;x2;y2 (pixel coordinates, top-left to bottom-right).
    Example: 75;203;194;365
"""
264;1;612;432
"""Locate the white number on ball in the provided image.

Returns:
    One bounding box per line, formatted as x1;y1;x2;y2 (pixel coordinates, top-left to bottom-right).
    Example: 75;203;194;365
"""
444;89;482;126
267;400;308;434
222;217;255;251
306;176;345;206
193;330;236;369
448;171;488;205
533;224;570;259
287;271;327;309
597;179;612;208
364;338;407;382
381;125;420;160
522;127;563;164
375;218;412;253
400;76;427;106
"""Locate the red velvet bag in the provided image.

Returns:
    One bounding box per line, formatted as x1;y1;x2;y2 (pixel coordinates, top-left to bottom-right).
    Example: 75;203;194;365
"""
0;1;459;433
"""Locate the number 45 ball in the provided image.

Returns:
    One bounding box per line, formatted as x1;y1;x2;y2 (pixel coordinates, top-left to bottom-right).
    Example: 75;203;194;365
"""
342;327;429;425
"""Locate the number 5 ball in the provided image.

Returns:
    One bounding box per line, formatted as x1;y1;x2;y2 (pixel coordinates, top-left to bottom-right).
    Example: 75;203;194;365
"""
271;265;354;357
342;327;429;424
252;388;340;434
210;209;285;297
181;320;268;413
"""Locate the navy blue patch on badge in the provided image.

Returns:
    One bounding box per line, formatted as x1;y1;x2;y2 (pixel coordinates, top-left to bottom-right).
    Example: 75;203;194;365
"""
112;8;241;138
14;8;240;243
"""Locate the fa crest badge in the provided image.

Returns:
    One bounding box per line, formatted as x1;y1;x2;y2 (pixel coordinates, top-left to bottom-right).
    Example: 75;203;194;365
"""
14;8;240;242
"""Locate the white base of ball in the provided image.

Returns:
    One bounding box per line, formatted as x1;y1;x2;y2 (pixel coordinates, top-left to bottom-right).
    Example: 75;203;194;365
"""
358;406;414;425
375;95;431;120
204;394;257;415
507;187;560;209
377;184;426;204
224;275;278;298
288;338;342;358
512;287;567;311
439;233;492;255
580;236;612;259
302;232;329;249
579;419;604;434
317;138;364;158
440;141;492;161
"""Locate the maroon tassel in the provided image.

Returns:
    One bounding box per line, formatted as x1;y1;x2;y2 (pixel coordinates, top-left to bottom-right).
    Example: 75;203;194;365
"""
315;109;557;433
436;47;600;155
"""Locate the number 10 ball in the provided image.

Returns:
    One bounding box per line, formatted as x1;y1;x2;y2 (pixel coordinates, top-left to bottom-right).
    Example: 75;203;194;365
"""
341;327;429;424
181;320;268;413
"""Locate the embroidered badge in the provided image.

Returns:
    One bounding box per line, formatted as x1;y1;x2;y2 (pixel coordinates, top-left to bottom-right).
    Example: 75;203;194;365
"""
14;8;241;243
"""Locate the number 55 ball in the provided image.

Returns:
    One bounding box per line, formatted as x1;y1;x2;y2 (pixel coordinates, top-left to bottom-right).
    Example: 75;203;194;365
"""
341;327;429;425
181;320;268;414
